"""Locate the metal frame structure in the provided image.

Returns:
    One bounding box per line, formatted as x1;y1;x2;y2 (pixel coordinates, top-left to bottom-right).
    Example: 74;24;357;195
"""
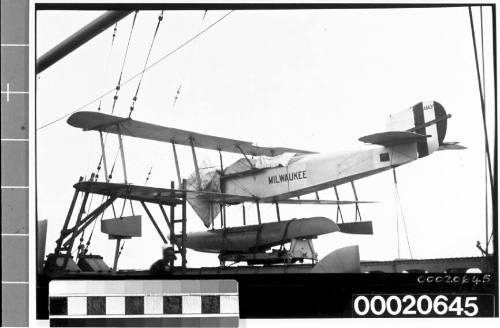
46;177;188;273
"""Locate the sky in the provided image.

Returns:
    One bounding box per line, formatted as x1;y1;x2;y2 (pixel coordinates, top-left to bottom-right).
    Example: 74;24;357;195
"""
36;7;495;271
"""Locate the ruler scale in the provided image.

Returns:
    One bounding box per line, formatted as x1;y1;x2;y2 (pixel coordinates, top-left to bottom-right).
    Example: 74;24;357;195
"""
1;0;30;326
49;280;239;327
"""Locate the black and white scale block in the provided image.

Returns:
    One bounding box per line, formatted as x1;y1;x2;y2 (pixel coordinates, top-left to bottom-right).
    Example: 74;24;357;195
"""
49;280;239;327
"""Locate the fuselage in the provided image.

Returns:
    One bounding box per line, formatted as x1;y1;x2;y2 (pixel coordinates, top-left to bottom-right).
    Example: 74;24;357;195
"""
222;143;418;201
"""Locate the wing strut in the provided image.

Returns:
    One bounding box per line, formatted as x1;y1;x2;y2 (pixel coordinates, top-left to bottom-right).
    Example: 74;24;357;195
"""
189;137;202;189
256;201;262;224
117;126;128;182
242;204;246;226
171;142;182;186
117;125;135;219
98;130;118;218
350;181;362;221
99;132;110;183
236;144;255;169
334;186;344;223
218;150;226;229
275;202;281;222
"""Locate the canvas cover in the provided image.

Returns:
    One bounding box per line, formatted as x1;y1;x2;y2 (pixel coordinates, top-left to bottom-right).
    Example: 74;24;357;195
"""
186;153;296;226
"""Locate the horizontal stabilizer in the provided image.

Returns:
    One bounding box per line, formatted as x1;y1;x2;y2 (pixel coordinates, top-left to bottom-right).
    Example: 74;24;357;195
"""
359;131;429;146
68;111;314;156
337;221;373;235
437;142;467;151
272;199;376;205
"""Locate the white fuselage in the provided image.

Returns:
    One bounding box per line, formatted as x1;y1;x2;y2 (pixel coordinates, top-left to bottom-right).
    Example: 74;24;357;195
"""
223;143;418;201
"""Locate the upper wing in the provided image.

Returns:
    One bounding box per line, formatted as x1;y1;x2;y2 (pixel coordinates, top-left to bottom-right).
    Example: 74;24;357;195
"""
359;131;429;146
68;111;315;156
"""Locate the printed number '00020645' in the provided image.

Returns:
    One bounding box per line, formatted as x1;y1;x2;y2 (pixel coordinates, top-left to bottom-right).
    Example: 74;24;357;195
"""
352;295;483;317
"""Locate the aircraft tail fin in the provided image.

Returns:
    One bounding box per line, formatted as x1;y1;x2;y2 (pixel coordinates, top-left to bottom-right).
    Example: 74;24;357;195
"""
385;101;450;158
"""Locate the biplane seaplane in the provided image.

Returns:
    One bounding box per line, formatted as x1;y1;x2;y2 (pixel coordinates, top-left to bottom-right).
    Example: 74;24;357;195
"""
64;100;457;273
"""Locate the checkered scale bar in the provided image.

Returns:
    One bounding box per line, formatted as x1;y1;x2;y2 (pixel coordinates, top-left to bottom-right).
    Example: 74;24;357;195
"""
49;280;239;327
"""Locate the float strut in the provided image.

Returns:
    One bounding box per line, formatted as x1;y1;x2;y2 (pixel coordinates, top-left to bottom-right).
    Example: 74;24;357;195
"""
256;201;262;225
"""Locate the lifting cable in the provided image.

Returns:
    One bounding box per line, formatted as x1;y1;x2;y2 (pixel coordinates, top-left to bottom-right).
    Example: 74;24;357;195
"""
469;6;495;255
38;10;233;130
480;7;490;254
145;167;153;185
173;10;207;108
111;11;139;115
81;21;120;189
83;21;119;206
392;168;413;259
129;11;165;118
81;20;125;254
468;7;494;194
97;23;120;112
118;166;154;257
82;148;121;254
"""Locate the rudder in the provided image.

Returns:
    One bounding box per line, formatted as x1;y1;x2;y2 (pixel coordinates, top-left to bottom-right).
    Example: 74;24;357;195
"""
386;101;449;158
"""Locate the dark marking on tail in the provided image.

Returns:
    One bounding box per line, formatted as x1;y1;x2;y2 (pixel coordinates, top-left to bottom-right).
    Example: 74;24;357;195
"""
412;102;429;157
433;101;447;146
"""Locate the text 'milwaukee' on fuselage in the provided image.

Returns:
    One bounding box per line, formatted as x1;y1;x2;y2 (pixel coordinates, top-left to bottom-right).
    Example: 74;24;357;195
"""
222;143;418;201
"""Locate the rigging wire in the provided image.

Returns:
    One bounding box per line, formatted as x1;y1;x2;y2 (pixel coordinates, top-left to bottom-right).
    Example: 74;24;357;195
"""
82;24;119;184
395;184;413;259
82;147;121;254
173;84;182;107
117;166;153;259
145;167;153;185
111;11;139;115
480;7;490;254
392;169;401;258
172;10;208;108
394;191;401;259
392;168;413;259
97;22;120;112
470;6;494;256
129;11;165;118
83;17;133;253
468;6;494;195
38;10;234;130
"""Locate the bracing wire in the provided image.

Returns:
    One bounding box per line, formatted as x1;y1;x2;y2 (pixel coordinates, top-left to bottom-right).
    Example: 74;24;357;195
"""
129;11;165;117
97;23;120;112
83;18;131;251
480;7;490;254
392;168;413;259
38;10;234;130
394;187;401;259
111;11;139;115
173;10;208;108
395;185;413;259
145;167;153;185
468;6;494;195
82;24;119;190
471;6;493;255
